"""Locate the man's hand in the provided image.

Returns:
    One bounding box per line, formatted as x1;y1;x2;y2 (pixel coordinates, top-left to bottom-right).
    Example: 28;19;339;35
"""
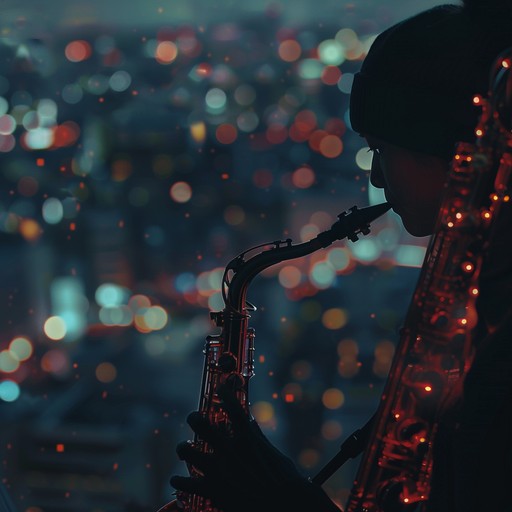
170;384;341;512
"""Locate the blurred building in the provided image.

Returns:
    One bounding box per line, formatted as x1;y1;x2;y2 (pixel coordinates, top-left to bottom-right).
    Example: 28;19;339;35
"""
0;2;438;510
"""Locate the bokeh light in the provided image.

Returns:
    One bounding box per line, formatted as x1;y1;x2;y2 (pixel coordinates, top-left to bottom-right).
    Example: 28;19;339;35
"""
278;265;302;289
322;387;345;409
155;41;178;64
0;381;20;402
44;316;67;341
9;337;33;361
0;8;434;507
65;40;92;62
170;181;192;203
322;308;348;330
278;40;302;62
0;351;20;373
96;362;117;383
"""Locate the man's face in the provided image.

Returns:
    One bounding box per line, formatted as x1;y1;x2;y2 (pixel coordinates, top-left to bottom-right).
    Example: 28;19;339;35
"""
365;135;450;237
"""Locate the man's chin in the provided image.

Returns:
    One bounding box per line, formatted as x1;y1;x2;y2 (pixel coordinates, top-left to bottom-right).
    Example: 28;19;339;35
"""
402;218;434;238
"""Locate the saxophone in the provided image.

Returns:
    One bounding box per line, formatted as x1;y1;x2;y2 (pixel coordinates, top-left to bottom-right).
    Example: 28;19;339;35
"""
343;49;512;512
158;201;391;512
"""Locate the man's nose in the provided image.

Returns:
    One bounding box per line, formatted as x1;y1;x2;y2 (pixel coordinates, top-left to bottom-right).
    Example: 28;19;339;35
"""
369;154;385;188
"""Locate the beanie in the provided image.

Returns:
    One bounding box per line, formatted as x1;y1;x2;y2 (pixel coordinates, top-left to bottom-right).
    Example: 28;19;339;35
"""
349;1;512;159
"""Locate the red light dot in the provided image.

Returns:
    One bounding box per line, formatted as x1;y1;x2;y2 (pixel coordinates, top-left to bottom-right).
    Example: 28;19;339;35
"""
56;444;65;452
320;135;343;158
266;124;287;144
295;110;317;131
308;130;328;152
216;124;237;145
65;40;92;62
325;118;346;136
253;169;273;188
321;66;342;85
289;123;310;143
53;122;80;148
155;41;178;64
278;39;302;62
292;166;315;189
196;62;212;77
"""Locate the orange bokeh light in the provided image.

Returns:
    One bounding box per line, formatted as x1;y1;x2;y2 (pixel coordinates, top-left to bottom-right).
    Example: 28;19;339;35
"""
319;135;343;158
65;40;92;62
216;124;238;145
278;40;302;62
155;41;178;64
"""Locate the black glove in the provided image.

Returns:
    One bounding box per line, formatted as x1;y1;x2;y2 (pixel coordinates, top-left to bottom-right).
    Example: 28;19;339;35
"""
170;384;341;512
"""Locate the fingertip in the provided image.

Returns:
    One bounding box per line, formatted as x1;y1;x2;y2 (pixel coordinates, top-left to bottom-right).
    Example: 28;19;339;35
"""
175;440;191;458
186;413;217;442
187;410;201;422
187;411;203;427
169;475;182;489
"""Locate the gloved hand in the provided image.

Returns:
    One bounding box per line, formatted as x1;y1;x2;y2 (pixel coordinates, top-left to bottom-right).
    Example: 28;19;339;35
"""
170;384;341;512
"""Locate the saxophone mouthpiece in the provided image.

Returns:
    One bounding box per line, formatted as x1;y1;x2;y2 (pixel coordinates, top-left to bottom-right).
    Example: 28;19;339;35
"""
320;202;391;246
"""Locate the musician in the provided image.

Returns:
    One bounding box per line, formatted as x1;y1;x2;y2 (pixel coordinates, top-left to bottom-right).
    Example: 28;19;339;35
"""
170;1;512;511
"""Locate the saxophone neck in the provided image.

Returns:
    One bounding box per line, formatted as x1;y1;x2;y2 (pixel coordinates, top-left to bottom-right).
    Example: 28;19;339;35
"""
223;202;391;312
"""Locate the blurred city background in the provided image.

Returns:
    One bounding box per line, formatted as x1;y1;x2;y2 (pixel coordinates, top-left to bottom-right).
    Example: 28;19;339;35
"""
0;0;443;511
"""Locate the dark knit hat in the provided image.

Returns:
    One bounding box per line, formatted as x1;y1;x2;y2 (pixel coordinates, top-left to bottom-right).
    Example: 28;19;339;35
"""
349;1;512;159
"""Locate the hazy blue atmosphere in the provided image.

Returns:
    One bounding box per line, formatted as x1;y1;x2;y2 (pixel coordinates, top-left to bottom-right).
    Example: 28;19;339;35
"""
4;0;446;29
0;1;451;511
